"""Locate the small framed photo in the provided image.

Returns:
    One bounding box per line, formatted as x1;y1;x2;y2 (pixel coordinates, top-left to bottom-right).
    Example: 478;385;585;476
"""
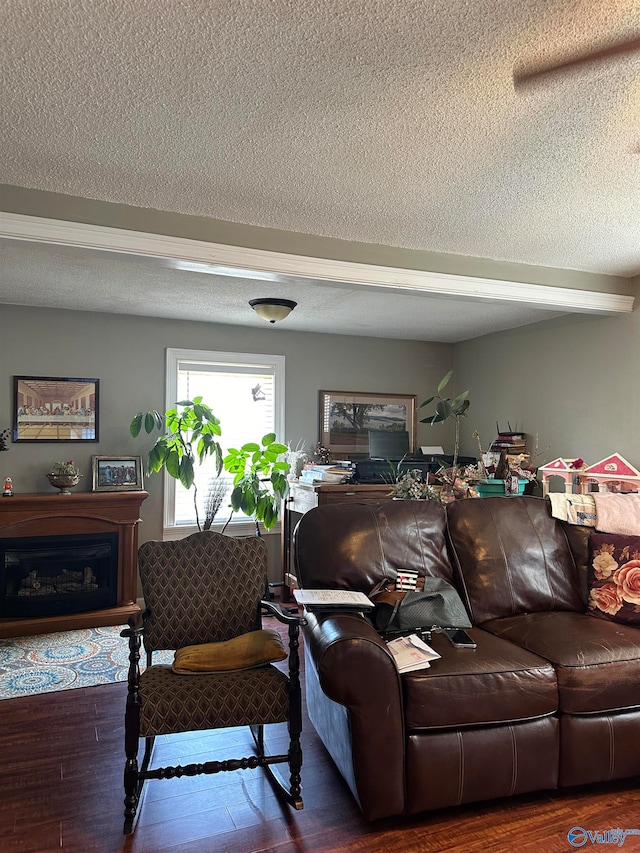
13;375;99;442
92;456;144;492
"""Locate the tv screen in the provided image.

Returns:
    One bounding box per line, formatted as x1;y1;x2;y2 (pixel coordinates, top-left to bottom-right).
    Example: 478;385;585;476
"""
368;430;410;460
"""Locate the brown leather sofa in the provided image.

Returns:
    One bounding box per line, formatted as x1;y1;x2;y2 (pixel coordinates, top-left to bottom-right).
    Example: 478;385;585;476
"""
294;496;640;820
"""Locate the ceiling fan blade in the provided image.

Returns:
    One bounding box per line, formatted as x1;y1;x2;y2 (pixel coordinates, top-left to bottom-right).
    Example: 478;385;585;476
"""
514;34;640;89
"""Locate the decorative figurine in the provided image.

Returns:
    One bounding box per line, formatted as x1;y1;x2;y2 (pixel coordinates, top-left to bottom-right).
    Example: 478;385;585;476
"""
314;442;330;465
3;476;14;497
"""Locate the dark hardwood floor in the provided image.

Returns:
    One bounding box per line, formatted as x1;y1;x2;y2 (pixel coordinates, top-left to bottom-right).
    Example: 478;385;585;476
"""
1;616;639;853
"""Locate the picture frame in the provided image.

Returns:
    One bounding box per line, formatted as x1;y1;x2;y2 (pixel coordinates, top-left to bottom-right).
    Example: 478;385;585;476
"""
319;390;417;457
13;376;99;442
92;456;144;492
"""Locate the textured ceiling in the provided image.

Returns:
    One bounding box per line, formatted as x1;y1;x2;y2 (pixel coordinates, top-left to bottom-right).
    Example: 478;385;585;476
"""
1;239;570;343
0;0;639;340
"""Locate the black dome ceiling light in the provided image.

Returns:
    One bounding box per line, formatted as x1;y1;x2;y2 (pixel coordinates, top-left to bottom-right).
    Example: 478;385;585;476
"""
249;298;297;324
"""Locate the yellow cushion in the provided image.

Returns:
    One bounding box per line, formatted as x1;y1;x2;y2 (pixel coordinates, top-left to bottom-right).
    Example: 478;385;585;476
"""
172;629;287;674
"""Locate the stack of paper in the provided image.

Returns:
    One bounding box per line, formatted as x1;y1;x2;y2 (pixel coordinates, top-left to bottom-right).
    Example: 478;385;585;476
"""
293;589;374;611
386;634;441;673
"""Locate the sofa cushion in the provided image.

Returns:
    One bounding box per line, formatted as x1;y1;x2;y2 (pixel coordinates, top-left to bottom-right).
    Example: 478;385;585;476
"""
406;717;559;814
483;611;640;714
446;496;584;623
295;500;452;593
588;532;640;626
402;628;557;730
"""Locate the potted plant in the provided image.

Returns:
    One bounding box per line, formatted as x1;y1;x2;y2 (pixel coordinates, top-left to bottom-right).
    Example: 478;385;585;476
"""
418;370;478;501
221;433;290;533
47;460;82;494
390;468;441;501
419;370;469;471
130;397;223;531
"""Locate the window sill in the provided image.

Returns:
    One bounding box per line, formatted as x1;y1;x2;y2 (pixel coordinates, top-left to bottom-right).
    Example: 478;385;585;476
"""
162;519;282;541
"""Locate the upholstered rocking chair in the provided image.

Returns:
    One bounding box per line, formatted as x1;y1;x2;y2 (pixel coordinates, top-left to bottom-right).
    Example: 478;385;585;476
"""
121;530;305;834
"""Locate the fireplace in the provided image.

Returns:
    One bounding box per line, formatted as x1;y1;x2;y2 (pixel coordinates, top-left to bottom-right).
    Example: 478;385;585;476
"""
0;491;148;637
1;532;118;619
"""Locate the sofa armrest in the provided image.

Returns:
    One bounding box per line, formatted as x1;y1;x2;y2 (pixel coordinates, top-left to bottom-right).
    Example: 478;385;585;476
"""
303;611;406;820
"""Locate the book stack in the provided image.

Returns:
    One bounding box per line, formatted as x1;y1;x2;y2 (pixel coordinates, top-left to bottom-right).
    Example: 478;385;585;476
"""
299;462;353;485
489;430;527;456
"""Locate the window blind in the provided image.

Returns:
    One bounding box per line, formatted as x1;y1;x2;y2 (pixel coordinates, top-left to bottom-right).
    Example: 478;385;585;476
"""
165;349;285;531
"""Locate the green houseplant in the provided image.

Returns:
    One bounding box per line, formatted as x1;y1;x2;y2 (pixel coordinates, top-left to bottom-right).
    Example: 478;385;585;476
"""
222;433;290;533
419;370;469;470
416;371;484;502
412;373;539;501
130;397;223;531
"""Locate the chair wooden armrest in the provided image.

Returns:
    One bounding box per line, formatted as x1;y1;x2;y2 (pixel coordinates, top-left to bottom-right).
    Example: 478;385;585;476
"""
120;608;149;638
261;599;307;626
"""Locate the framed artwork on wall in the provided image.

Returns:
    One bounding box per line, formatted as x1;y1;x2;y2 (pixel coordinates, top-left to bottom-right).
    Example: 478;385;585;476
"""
319;390;416;457
13;376;99;442
92;456;144;491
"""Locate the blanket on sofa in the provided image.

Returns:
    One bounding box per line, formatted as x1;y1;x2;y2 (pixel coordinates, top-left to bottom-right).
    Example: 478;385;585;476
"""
593;493;640;536
548;493;597;527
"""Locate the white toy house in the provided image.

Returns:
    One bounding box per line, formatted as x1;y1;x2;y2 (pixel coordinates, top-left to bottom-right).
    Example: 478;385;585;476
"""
539;454;640;495
538;458;585;496
577;454;640;493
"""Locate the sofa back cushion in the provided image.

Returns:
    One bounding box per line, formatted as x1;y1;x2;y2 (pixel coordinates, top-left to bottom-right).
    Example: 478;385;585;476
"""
446;496;584;624
294;499;452;593
558;520;591;605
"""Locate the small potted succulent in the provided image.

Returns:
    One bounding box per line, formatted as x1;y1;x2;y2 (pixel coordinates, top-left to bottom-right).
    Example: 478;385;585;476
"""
47;460;82;494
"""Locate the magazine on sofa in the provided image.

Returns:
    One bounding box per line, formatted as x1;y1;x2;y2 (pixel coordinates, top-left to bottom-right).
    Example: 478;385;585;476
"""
386;633;441;673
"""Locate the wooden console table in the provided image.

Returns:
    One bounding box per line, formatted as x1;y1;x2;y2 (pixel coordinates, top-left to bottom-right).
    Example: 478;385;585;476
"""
281;481;391;598
0;491;148;638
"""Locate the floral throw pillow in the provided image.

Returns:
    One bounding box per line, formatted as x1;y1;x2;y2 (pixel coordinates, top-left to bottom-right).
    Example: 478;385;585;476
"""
588;533;640;625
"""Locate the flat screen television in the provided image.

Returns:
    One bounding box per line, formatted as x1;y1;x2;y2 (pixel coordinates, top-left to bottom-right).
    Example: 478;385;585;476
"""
368;429;410;460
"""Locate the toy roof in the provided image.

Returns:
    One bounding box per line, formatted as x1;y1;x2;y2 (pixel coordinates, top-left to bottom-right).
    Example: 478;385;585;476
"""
538;458;583;473
582;454;640;479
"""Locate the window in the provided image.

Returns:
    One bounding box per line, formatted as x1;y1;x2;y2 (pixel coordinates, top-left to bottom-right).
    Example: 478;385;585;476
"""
164;348;285;537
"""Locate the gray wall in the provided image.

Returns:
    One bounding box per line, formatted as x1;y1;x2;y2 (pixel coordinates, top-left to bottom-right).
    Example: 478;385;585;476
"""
0;303;454;548
454;300;640;467
3;296;639;582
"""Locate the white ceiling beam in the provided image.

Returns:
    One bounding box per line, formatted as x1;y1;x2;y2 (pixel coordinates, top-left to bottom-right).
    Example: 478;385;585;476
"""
0;212;634;315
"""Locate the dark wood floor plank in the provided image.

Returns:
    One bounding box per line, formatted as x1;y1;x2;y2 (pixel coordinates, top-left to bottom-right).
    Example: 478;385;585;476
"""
2;625;639;853
3;820;62;853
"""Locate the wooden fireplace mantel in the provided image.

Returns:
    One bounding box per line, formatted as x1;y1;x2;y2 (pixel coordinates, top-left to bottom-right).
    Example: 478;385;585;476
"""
0;491;148;638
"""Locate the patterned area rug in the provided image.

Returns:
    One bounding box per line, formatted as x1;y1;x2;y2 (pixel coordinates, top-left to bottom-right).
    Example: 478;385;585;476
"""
0;625;173;699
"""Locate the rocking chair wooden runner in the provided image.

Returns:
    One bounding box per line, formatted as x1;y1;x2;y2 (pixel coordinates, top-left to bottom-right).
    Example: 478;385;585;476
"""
121;530;305;834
